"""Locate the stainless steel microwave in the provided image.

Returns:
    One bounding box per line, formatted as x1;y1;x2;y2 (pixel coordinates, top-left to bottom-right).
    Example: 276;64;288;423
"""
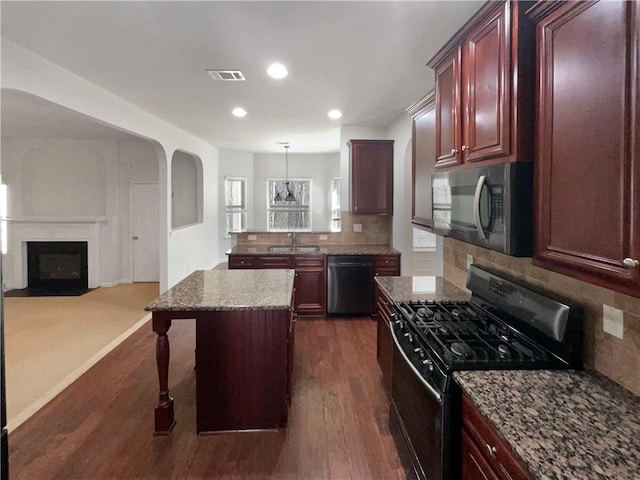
432;163;533;256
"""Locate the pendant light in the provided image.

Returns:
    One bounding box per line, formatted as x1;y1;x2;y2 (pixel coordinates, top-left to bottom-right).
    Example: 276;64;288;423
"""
274;144;296;202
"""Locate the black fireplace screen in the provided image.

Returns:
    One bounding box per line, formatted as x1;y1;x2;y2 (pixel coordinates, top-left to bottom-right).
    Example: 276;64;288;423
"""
38;254;82;280
27;242;88;292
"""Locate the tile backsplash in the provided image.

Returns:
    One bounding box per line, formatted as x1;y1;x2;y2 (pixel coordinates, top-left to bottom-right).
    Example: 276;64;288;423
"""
235;211;392;246
443;237;640;396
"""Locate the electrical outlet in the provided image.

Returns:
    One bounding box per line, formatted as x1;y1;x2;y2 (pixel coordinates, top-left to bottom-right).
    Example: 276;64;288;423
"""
466;254;473;270
603;304;624;339
353;224;362;233
248;234;257;241
319;234;328;240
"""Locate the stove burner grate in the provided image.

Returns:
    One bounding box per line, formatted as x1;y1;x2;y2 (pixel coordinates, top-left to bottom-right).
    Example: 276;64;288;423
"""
398;300;551;368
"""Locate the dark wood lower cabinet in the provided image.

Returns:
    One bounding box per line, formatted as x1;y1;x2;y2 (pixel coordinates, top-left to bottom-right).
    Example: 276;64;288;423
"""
462;429;501;480
228;254;326;315
375;284;393;390
293;255;326;316
229;253;399;316
227;255;257;269
462;394;533;480
195;308;293;433
374;254;401;277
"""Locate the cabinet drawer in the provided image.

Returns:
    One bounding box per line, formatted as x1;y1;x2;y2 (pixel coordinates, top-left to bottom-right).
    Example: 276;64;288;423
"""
462;395;533;480
374;254;401;277
375;286;393;324
293;255;325;269
228;255;257;269
375;255;399;267
258;256;292;269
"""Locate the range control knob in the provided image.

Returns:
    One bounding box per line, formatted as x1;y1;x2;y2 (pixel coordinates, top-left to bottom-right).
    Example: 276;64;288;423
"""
422;358;434;375
404;332;414;344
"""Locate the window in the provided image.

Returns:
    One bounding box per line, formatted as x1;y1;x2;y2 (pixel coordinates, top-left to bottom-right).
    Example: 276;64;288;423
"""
224;177;246;236
267;179;311;231
330;177;341;232
413;227;437;251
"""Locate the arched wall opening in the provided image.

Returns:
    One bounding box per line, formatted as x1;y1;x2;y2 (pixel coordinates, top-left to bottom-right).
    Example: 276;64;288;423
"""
170;149;203;230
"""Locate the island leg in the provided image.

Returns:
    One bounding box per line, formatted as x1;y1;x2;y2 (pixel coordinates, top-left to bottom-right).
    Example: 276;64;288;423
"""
152;312;176;435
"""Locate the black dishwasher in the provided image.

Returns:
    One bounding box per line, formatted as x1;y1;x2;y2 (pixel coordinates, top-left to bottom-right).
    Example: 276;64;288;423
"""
327;255;374;316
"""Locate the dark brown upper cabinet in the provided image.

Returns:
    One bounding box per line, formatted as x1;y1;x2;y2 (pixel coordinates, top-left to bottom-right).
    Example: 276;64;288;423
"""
349;140;394;215
428;1;535;170
407;91;436;229
528;0;640;298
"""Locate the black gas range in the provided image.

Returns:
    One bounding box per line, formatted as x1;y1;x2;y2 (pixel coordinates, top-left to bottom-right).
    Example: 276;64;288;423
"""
389;265;582;480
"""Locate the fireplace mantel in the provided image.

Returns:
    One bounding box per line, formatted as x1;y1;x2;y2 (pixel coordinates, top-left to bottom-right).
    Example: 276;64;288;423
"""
7;218;105;290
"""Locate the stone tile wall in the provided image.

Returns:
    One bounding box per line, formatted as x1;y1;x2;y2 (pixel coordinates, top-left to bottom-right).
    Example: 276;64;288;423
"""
443;237;640;396
235;211;392;246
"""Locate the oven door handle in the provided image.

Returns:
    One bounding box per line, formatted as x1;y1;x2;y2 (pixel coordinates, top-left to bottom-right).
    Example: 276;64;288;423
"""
473;175;488;240
390;323;442;404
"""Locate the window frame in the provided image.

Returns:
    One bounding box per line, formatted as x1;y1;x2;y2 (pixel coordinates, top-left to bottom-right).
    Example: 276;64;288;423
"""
224;176;247;237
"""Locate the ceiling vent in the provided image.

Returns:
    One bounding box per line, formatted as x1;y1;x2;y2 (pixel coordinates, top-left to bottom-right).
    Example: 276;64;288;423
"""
206;70;245;81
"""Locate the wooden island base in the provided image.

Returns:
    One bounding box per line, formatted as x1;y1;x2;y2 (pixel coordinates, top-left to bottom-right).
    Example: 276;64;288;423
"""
195;309;293;433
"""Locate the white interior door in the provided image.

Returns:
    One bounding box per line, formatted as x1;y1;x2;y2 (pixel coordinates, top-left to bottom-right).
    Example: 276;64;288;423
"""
132;183;159;282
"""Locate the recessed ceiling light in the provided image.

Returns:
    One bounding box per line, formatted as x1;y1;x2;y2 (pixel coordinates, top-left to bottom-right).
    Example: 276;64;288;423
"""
328;109;342;120
232;107;247;118
267;63;288;79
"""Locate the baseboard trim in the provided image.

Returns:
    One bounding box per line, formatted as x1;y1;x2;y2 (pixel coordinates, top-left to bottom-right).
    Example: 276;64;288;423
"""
7;312;152;432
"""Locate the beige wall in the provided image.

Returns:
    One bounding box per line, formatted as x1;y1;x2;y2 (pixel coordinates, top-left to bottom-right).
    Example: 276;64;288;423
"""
443;237;640;396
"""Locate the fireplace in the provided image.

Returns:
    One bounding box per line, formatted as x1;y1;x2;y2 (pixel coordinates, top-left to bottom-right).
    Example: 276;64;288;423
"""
27;241;88;294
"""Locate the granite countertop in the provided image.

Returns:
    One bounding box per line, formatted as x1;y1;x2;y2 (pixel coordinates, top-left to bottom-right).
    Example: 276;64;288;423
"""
375;275;469;302
454;370;640;480
227;244;400;256
145;269;295;311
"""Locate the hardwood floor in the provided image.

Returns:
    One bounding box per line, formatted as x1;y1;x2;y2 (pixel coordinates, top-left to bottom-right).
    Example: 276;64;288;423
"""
8;317;407;479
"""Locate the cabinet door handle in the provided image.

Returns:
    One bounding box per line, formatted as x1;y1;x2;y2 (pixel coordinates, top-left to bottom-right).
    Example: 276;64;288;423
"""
486;443;497;457
450;148;458;155
623;258;639;268
461;145;469;152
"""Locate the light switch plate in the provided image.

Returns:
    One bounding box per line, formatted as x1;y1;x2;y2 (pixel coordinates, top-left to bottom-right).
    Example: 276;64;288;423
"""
353;224;362;233
603;304;624;339
319;234;328;240
248;234;257;241
466;254;473;270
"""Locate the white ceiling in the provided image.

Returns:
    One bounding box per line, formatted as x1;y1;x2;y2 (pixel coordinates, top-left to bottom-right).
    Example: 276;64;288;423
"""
1;1;483;153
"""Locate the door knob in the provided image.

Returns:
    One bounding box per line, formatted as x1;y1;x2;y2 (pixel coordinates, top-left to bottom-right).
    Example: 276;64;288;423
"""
623;258;639;268
450;148;458;155
132;236;139;240
461;145;469;152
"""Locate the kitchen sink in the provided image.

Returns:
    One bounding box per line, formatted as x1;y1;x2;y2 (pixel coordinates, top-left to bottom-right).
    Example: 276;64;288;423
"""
268;245;320;253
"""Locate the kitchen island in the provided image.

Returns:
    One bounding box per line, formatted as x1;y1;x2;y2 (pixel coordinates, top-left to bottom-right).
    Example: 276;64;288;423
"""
145;269;295;435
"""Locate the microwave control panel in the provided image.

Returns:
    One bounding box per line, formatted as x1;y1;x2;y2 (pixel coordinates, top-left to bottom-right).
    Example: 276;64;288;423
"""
489;186;504;233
